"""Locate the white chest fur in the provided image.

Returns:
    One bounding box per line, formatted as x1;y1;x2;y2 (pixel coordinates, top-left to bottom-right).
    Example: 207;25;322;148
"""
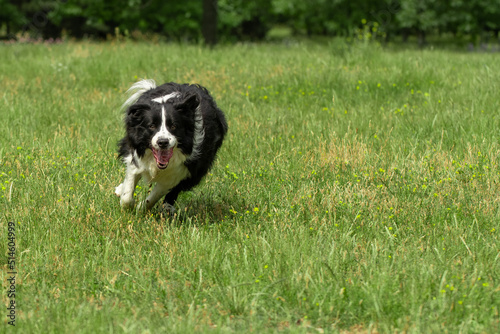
115;148;191;211
139;149;190;188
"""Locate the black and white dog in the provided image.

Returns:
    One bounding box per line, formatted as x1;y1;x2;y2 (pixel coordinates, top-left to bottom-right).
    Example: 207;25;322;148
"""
115;79;228;213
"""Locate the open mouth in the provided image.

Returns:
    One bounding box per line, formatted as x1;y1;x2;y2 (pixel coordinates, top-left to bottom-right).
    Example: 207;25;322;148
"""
152;147;174;169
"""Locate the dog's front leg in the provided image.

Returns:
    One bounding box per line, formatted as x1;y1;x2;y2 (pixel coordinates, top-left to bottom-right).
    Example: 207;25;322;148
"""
139;183;170;211
116;165;141;209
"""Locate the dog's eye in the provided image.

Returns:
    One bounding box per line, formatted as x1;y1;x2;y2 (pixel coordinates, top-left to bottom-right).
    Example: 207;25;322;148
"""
149;124;156;130
170;125;176;131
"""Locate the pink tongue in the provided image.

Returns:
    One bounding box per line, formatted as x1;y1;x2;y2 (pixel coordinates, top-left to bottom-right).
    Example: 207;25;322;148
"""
153;148;173;169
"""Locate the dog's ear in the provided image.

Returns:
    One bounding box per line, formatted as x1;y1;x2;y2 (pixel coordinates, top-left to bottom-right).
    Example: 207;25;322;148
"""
126;104;149;125
175;93;199;112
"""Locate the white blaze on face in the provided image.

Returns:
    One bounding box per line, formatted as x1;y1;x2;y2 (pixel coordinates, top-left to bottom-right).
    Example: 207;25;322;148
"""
151;91;180;151
152;92;181;104
152;106;177;150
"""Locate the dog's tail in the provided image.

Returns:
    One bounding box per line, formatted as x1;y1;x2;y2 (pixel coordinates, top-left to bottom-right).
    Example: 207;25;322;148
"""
121;79;157;110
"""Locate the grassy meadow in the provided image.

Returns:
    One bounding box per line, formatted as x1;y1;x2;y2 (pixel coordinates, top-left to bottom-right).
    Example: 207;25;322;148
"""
1;40;499;333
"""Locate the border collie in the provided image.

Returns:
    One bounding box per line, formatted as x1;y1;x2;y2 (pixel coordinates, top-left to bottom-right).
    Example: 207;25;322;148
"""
115;79;228;213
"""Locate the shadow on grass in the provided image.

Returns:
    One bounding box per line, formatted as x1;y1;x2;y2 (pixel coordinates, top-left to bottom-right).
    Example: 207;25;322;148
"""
149;189;247;226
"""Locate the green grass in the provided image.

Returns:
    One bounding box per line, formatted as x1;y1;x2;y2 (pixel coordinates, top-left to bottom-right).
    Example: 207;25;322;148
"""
1;40;499;333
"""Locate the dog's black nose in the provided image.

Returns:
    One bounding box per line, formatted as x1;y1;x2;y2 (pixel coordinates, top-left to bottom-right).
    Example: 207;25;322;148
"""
157;138;169;149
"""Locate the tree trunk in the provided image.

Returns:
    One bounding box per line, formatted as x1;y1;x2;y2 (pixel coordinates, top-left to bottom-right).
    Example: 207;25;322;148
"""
202;0;218;46
418;30;426;48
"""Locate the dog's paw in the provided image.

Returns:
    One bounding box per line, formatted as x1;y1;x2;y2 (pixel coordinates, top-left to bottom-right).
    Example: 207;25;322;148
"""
115;184;123;197
162;203;176;215
120;197;135;209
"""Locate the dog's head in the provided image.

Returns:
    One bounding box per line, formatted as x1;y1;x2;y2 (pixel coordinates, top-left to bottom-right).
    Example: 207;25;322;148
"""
122;80;200;169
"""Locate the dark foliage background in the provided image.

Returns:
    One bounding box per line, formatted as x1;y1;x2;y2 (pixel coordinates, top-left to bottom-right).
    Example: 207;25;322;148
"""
1;0;499;44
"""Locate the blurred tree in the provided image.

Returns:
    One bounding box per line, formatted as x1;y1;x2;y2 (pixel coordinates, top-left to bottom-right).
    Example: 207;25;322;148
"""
273;0;391;37
445;0;500;41
139;0;201;40
0;0;25;38
1;0;498;44
202;0;217;45
218;0;273;41
48;0;202;40
396;0;440;45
